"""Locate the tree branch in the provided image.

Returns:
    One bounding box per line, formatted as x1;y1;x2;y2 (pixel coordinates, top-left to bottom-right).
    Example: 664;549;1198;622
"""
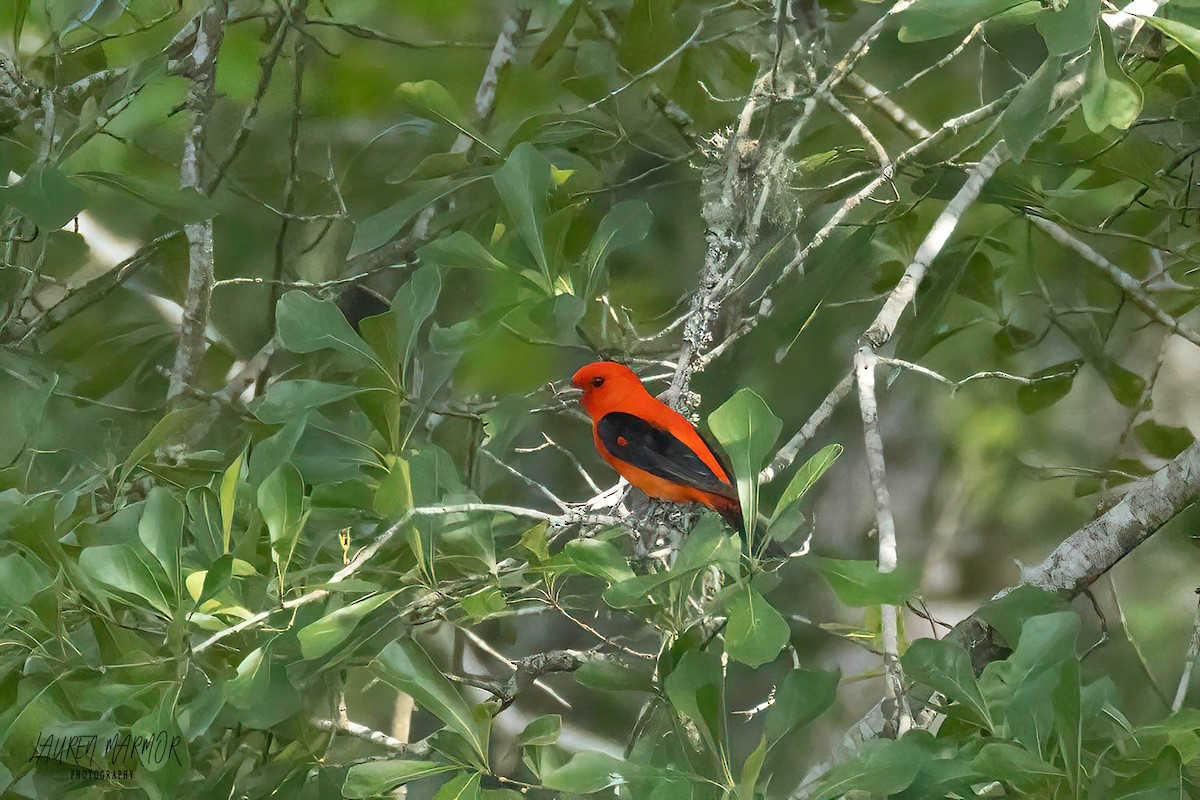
854;345;909;737
167;0;228;404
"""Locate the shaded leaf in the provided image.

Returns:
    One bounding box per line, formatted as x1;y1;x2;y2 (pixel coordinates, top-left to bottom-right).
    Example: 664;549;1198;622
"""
1002;56;1062;162
493;143;555;279
902;638;992;728
343;760;455;799
1036;0;1100;55
1135;420;1194;459
897;0;1027;42
771;444;841;523
373;638;489;767
725;585;790;667
709;388;781;537
1082;25;1143;132
763;667;840;748
809;557;919;607
517;714;561;747
396;80;497;156
276;291;389;376
298;591;399;660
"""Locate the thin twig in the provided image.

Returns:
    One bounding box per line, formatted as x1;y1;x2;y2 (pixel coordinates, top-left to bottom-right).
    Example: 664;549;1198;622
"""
166;0;228;405
1028;216;1200;349
1173;591;1200;712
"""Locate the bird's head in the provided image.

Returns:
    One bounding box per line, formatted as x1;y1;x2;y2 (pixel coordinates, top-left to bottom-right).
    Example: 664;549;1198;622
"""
571;361;644;418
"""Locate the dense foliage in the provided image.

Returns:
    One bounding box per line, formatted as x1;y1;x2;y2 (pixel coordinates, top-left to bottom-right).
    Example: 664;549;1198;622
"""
2;0;1200;798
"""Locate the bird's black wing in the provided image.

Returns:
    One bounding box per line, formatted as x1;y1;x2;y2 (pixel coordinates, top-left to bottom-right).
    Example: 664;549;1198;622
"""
596;411;738;501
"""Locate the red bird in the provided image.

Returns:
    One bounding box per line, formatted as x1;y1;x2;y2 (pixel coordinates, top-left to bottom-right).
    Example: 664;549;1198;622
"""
571;361;743;532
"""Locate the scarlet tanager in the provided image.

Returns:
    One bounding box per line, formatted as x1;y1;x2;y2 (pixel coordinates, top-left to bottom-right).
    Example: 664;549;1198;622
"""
571;361;743;532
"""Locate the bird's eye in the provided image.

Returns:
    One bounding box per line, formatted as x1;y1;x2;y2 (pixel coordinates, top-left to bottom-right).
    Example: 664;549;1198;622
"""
591;376;605;388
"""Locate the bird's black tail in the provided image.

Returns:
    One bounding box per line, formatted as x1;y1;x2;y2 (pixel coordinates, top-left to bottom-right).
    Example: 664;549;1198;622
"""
714;497;745;536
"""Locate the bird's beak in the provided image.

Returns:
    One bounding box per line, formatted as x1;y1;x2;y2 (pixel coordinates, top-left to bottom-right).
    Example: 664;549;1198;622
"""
559;386;583;400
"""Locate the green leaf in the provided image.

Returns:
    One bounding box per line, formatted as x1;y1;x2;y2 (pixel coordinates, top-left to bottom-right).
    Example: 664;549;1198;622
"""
737;735;768;799
458;586;507;621
186;486;223;562
574;660;655;693
1036;0;1100;55
373;638;489;767
982;611;1080;696
1002;56;1062;162
79;545;172;616
517;714;561;746
190;554;232;608
1053;659;1083;792
0;553;51;608
419;231;515;272
664;649;725;756
541;752;646;794
709;388;782;537
972;743;1064;794
518;522;549;561
1;164;86;229
252;381;372;425
603;517;740;608
247;417;307;488
580;200;652;299
771;444;842;523
373;455;413;517
138;488;183;598
13;0;27;52
1138;15;1200;60
1016;360;1082;414
725;585;790;667
493;143;555;279
813;737;930;799
763;668;840;748
343;760;456;798
225;643;302;729
257;463;307;582
120;406;210;485
533;0;582;67
276;291;389;377
564;538;635;585
349;175;487;258
901;638;992;728
1082;25;1143;132
1135;420;1194;459
393;265;442;387
298;591;399;660
218;448;245;552
897;0;1027;42
433;771;482;800
809;557;919;607
1112;746;1187;798
395;80;498;156
975;585;1069;648
73;171;216;223
1100;359;1146;407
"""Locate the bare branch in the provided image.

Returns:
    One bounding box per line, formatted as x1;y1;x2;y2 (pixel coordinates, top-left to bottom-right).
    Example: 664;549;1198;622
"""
310;717;432;757
845;73;932;140
167;0;228;405
854;346;910;737
862;142;1009;348
1173;591;1200;712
